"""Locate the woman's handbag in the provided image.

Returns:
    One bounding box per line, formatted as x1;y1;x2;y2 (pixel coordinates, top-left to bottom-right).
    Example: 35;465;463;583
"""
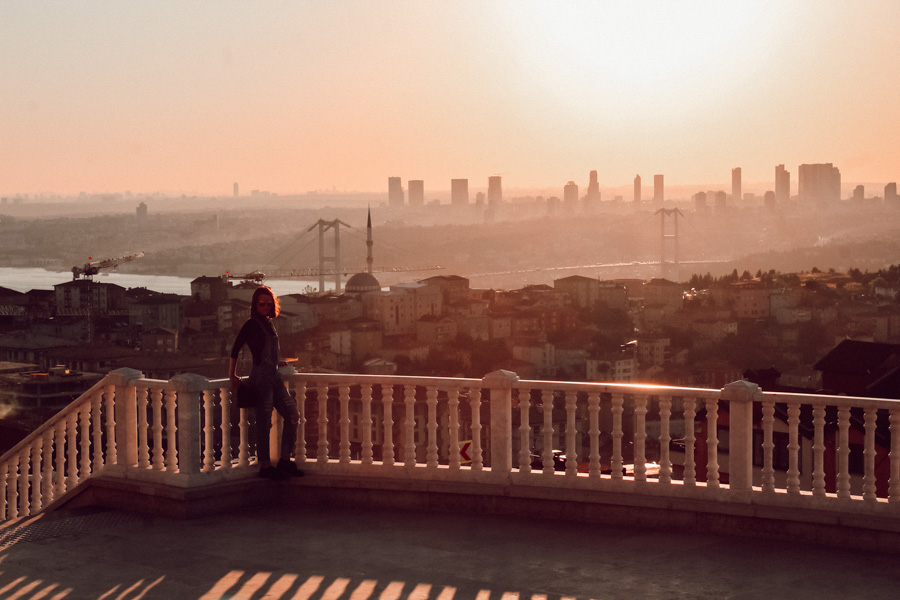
236;380;258;409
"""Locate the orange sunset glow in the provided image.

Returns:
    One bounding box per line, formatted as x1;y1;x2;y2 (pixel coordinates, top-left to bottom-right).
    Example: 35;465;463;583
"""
2;1;899;197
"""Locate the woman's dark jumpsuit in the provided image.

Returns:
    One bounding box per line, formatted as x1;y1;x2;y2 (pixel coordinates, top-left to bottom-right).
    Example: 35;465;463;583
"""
232;316;297;464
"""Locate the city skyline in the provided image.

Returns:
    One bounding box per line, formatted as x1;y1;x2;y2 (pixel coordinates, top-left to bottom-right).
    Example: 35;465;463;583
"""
2;2;900;196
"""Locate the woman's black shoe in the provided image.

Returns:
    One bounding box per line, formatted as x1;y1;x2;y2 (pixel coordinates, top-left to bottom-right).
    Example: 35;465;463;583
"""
277;460;305;477
260;466;289;480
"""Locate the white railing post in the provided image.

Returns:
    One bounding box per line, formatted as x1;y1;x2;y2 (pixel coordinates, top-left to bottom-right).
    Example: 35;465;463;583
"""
483;370;518;478
171;373;209;477
721;380;759;495
108;368;144;468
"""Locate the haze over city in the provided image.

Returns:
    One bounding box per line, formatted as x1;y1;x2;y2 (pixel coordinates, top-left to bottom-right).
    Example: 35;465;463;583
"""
3;1;900;197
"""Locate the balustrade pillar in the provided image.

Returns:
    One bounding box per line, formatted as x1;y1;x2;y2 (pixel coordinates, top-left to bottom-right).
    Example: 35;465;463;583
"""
720;380;760;494
483;370;517;478
108;368;144;468
171;373;210;476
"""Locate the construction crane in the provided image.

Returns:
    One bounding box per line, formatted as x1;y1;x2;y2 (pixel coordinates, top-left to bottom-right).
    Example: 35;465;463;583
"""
72;252;144;281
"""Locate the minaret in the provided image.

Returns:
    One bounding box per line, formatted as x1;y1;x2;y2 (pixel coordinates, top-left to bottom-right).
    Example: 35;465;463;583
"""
366;206;374;274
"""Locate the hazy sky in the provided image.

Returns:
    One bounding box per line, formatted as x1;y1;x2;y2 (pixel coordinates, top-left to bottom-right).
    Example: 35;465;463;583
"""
2;1;899;197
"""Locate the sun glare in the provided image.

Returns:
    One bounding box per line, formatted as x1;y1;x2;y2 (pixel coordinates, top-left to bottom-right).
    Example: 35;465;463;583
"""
506;3;786;122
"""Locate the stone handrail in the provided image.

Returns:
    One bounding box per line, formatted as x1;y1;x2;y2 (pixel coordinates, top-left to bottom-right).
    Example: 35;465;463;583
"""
2;368;899;533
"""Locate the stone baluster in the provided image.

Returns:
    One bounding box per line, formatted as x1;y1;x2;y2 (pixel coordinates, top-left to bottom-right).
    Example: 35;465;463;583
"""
164;388;178;472
339;383;352;464
220;385;232;470
705;397;719;488
317;382;329;464
104;384;117;465
361;383;373;465
137;386;150;468
202;389;215;473
41;429;54;509
7;454;18;519
66;408;79;487
541;390;555;474
565;391;578;477
812;404;826;497
294;380;308;464
470;388;483;471
519;389;533;474
0;461;7;520
403;384;417;468
836;404;851;499
448;387;461;470
108;368;143;468
381;384;395;467
633;394;648;482
611;392;624;479
54;420;67;497
150;388;165;470
786;399;801;494
761;397;776;493
863;406;877;502
890;407;900;503
682;397;697;486
587;392;601;478
30;438;42;514
238;406;251;467
426;386;439;468
91;392;104;469
79;401;92;479
658;395;672;484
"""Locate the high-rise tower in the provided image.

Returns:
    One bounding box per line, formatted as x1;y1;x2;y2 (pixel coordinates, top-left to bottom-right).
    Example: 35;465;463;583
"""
798;163;841;203
388;177;404;207
732;168;741;204
451;179;469;205
653;175;664;204
408;180;424;206
563;181;579;213
775;164;790;203
487;176;502;206
634;175;642;205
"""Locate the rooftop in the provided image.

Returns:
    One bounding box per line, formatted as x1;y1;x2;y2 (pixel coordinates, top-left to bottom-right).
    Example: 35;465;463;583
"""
2;499;897;599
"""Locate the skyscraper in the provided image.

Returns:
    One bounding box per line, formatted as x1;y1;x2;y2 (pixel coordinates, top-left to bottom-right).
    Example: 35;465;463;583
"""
885;182;898;202
653;175;664;204
233;182;239;197
451;179;469;206
563;181;579;213
584;170;600;213
388;177;404;207
634;175;641;205
775;164;790;203
731;168;741;204
408;180;424;206
487;176;502;206
798;163;841;203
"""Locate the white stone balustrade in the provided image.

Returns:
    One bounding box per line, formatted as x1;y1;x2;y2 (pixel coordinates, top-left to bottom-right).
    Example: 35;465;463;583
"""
1;368;900;536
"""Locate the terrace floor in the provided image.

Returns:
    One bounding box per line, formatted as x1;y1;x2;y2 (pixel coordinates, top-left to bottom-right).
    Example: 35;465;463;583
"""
1;495;899;600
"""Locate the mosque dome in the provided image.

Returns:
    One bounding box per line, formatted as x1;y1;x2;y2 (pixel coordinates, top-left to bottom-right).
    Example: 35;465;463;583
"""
345;272;381;293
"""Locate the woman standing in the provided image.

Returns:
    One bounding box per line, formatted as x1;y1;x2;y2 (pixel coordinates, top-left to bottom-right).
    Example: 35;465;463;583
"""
229;285;304;479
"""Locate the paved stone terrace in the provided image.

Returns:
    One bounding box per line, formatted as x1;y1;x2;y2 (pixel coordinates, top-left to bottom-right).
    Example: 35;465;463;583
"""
1;501;899;599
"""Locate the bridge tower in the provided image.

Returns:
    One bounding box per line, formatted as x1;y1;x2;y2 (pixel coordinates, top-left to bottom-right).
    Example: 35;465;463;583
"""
309;219;351;292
